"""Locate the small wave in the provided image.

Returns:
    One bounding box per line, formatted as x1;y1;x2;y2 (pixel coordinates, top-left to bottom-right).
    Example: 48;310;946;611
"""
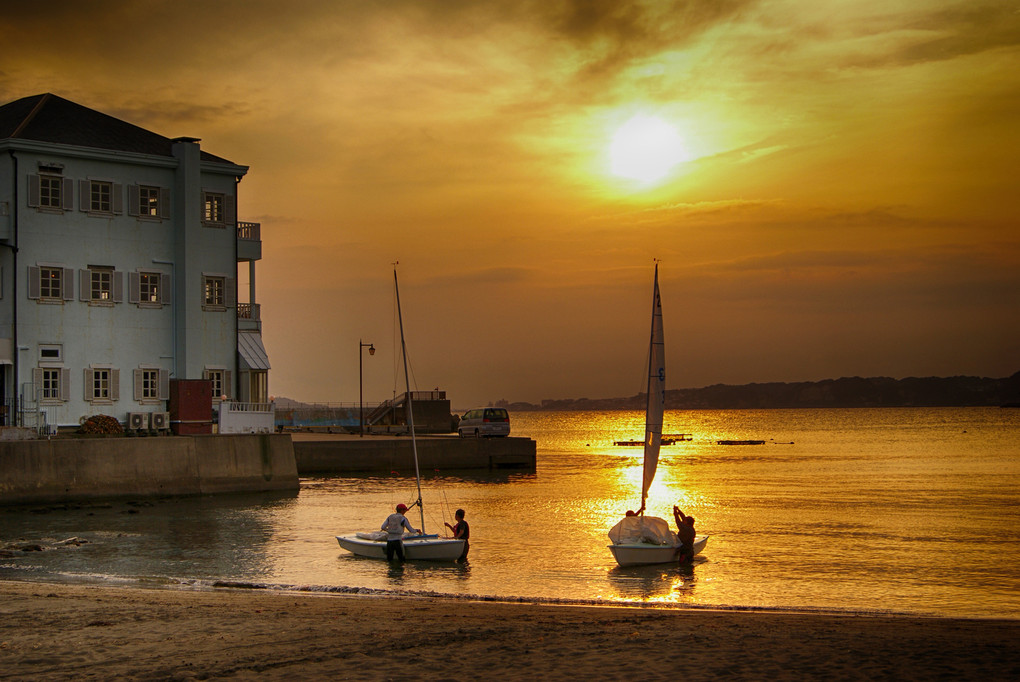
172;579;916;617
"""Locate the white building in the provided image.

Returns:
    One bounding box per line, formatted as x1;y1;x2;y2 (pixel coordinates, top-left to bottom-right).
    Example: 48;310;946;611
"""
0;93;270;431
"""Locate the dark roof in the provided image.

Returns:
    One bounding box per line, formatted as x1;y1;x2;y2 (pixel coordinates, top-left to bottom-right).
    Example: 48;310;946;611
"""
0;93;236;166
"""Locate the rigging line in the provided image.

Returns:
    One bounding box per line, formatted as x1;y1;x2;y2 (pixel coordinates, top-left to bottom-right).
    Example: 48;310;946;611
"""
441;488;453;535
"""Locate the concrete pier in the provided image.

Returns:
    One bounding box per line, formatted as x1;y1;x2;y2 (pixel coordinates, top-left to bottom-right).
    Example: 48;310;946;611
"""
292;433;536;474
0;434;298;505
0;432;535;506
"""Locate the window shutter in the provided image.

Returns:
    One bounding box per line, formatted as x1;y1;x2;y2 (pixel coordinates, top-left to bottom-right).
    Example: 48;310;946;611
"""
61;178;74;211
83;369;94;401
27;266;40;299
224;370;232;399
200;191;208;223
112;184;123;214
133;369;142;401
159;369;170;400
128;185;139;217
79;269;91;302
60;368;71;401
27;175;40;207
225;278;237;307
111;369;120;401
128;271;140;303
160;273;172;304
32;368;42;400
225;195;236;226
113;271;124;303
62;268;74;301
159;188;171;219
79;180;90;211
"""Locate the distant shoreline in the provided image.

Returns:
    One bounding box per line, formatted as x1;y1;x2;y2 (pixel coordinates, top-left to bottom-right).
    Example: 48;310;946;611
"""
494;372;1020;412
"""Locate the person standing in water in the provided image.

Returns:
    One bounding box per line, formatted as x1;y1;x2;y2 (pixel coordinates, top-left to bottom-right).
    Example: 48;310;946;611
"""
673;505;696;564
444;508;470;563
382;503;418;562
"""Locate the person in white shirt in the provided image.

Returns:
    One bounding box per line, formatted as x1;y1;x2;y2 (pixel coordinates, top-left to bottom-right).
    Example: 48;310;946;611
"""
382;503;418;562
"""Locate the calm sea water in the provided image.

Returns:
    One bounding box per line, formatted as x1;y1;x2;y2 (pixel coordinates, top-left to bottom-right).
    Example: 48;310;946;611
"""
2;408;1018;619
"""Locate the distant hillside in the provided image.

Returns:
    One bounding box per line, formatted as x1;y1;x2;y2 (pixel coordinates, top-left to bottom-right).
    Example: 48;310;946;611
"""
497;372;1020;411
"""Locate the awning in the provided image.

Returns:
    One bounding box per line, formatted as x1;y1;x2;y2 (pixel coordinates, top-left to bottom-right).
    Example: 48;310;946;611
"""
237;332;270;370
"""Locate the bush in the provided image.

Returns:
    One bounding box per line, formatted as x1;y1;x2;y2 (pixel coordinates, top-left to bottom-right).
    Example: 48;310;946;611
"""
79;414;124;435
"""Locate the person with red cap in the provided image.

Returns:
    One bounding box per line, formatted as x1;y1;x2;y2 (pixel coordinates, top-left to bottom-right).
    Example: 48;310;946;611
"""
381;503;419;562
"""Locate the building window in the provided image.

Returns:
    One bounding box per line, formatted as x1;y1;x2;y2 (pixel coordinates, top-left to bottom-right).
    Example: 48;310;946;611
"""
203;192;224;224
140;186;159;216
141;369;159;399
93;369;111;400
29;171;72;212
41;368;62;400
39;345;62;362
80;267;122;304
133;367;169;402
29;265;73;302
204;369;230;400
128;184;169;219
140;272;160;303
40;267;63;299
91;267;113;301
78;180;123;214
129;270;170;307
33;366;69;404
40;175;62;208
85;367;119;403
204;276;225;306
91;181;112;212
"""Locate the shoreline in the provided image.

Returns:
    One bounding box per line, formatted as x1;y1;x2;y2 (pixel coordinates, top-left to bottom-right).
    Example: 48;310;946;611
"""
2;580;1018;680
2;572;967;620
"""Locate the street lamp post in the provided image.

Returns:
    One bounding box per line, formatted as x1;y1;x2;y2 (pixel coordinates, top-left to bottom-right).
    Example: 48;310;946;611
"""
359;340;375;437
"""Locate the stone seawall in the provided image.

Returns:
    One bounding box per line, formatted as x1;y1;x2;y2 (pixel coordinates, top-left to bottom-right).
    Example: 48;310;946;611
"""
293;435;536;474
0;434;298;505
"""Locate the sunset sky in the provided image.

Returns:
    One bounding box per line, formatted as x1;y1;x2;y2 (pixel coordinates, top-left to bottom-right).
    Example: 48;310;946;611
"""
3;1;1018;407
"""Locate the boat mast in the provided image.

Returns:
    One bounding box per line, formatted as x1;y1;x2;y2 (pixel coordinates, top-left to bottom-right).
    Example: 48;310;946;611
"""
394;267;426;532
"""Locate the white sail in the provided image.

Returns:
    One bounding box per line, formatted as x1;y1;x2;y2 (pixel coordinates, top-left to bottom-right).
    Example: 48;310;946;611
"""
641;263;665;510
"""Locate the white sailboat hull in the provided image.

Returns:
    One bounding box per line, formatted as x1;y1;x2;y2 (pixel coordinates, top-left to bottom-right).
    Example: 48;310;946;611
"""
336;534;466;562
608;535;709;567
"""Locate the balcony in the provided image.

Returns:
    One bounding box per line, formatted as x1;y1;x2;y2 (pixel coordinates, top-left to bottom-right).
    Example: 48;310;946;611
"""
237;302;261;331
237;221;262;261
218;400;275;434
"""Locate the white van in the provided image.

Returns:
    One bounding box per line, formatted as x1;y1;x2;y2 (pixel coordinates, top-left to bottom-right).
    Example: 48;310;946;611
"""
457;407;511;437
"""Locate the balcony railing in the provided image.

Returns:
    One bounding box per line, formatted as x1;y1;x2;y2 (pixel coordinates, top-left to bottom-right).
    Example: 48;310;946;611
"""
218;400;275;434
237;303;261;321
237;221;261;241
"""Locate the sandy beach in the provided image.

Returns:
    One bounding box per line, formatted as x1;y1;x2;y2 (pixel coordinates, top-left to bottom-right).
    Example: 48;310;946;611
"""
1;581;1017;680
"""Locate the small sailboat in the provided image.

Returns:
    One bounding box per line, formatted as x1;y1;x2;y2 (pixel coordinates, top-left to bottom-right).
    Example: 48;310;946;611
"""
607;263;708;567
336;268;466;562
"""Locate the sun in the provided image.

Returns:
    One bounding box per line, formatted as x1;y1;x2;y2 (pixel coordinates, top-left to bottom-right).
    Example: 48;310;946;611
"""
609;115;687;183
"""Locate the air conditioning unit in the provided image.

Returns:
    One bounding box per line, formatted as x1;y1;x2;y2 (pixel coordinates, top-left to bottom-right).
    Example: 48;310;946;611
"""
127;412;149;431
151;411;170;431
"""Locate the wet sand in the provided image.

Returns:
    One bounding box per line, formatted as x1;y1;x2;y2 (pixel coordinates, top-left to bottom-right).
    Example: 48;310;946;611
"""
1;580;1017;680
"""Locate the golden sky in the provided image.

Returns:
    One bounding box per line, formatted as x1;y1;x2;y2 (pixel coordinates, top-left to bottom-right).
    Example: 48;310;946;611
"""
3;0;1018;406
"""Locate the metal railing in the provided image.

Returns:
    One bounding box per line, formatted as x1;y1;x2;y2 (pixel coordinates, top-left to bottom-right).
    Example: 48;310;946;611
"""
237;221;261;241
218;400;275;433
237;303;261;320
